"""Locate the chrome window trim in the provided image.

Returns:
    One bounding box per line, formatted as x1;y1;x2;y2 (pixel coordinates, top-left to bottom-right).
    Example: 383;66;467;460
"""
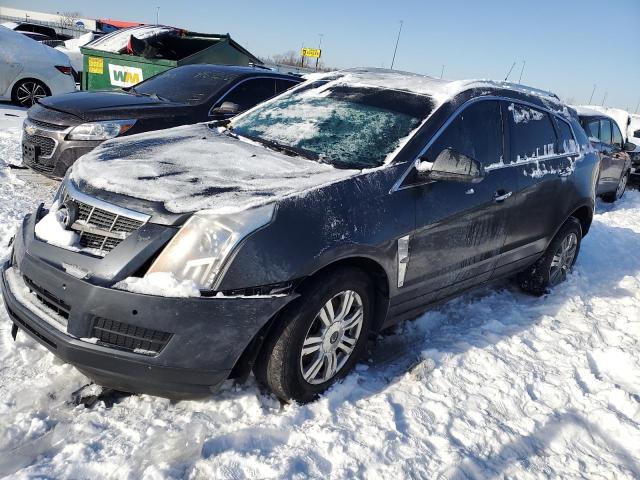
207;76;300;117
65;180;151;224
390;95;582;193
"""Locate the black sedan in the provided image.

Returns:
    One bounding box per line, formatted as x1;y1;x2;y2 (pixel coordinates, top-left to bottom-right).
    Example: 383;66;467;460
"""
21;64;302;178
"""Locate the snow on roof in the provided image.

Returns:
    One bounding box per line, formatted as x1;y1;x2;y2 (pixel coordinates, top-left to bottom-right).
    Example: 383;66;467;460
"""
0;26;70;66
71;123;359;215
576;105;632;140
305;68;565;112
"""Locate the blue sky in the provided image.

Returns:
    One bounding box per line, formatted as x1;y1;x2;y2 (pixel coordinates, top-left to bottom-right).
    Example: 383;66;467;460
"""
11;0;640;111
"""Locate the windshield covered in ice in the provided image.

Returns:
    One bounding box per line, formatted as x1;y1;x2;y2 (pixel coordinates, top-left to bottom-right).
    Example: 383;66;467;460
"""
229;81;434;168
130;66;235;105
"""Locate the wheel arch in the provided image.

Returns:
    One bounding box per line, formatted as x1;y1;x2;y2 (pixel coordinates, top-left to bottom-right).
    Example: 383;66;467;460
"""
228;255;391;381
569;204;593;237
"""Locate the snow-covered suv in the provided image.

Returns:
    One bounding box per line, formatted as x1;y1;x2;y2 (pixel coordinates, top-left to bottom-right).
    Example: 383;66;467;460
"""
2;69;599;403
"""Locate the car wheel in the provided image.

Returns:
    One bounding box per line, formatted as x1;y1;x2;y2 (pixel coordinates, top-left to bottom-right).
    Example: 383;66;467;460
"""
601;170;629;203
255;267;373;403
518;217;582;295
12;79;50;107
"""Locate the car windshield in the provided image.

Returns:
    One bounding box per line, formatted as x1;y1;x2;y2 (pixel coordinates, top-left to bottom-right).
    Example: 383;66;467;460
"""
229;82;435;168
130;67;236;105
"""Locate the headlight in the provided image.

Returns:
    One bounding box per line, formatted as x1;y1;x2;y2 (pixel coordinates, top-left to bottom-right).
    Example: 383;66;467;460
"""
67;119;136;141
146;204;276;291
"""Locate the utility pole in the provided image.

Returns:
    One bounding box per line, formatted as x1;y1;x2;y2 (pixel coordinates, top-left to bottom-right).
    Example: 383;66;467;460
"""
601;91;608;107
315;33;324;71
635;99;640;114
588;84;597;104
156;6;160;25
518;60;526;84
504;62;516;82
440;65;445;79
390;20;403;70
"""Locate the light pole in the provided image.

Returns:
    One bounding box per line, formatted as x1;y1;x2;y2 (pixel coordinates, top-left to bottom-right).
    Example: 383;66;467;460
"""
156;6;160;25
601;91;608;107
440;65;445;79
315;33;324;71
390;20;403;70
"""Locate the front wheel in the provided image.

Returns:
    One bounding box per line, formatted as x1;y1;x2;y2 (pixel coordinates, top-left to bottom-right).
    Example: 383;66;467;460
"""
601;170;629;203
518;217;582;295
255;267;373;403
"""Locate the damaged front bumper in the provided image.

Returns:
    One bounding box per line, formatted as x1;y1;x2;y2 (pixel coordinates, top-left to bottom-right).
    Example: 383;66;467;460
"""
1;213;295;397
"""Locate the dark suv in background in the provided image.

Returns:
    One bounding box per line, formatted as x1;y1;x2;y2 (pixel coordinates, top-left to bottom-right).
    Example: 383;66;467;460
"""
3;69;599;403
576;107;634;202
21;64;301;178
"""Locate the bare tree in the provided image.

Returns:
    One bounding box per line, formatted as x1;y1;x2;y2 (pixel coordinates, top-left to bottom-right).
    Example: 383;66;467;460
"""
59;11;81;29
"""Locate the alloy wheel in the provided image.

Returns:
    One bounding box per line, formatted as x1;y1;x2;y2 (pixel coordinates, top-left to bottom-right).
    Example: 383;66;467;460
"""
549;232;578;286
15;81;48;107
300;290;364;385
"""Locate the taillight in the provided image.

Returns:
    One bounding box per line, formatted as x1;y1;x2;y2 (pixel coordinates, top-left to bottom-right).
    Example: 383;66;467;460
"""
55;65;72;75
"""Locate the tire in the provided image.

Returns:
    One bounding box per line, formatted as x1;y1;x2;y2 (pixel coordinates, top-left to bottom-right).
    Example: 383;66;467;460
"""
518;217;582;295
11;79;50;107
601;170;629;203
255;267;373;403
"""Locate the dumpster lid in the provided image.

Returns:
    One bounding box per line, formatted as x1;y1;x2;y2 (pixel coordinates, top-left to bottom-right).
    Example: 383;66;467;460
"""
86;25;182;53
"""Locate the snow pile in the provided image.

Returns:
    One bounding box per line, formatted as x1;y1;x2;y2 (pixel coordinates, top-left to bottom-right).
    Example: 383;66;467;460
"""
33;202;78;248
114;272;200;298
0;106;26;167
71;123;359;214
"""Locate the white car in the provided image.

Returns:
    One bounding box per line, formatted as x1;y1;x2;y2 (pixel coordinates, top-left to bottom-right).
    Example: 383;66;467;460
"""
0;26;75;107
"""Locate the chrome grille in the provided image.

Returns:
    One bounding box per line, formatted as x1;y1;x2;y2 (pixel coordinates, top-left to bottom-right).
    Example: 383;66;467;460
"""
23;133;55;157
62;185;149;256
27;119;69;131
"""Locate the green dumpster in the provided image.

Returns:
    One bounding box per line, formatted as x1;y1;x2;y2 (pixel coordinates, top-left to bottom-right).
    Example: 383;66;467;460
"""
80;26;262;91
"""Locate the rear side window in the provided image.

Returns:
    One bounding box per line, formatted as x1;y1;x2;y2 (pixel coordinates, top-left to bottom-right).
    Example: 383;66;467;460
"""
275;79;300;94
508;103;558;161
425;100;503;167
611;122;623;148
220;78;277;111
556;118;578;154
599;119;612;145
586;120;599;140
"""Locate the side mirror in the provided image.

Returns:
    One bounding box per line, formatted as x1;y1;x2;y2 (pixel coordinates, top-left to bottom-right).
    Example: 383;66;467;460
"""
624;141;637;152
634;129;640;139
210;101;240;118
417;148;484;183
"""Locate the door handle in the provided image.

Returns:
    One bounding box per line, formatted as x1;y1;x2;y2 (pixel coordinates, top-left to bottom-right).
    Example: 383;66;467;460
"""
493;190;513;202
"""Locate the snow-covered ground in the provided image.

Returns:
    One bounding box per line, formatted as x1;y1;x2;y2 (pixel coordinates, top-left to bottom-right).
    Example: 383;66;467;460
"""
0;104;639;479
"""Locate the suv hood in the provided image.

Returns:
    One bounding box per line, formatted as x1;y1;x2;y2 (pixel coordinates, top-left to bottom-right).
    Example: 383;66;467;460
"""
70;123;359;215
38;91;189;122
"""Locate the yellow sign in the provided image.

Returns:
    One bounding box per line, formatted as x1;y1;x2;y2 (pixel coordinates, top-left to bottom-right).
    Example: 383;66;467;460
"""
301;48;321;59
87;56;104;75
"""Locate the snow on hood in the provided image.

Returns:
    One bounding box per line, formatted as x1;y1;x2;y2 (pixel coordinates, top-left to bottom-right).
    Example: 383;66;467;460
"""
71;123;360;214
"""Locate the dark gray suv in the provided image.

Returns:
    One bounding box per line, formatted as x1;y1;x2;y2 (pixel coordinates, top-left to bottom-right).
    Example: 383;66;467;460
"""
2;69;599;402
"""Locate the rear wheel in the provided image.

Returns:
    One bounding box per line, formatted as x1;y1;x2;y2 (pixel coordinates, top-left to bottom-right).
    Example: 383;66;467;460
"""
601;170;629;203
12;79;50;107
255;267;373;403
518;217;582;295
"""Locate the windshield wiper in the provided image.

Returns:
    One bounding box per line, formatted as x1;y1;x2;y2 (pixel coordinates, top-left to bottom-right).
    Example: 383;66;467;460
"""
235;132;319;161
